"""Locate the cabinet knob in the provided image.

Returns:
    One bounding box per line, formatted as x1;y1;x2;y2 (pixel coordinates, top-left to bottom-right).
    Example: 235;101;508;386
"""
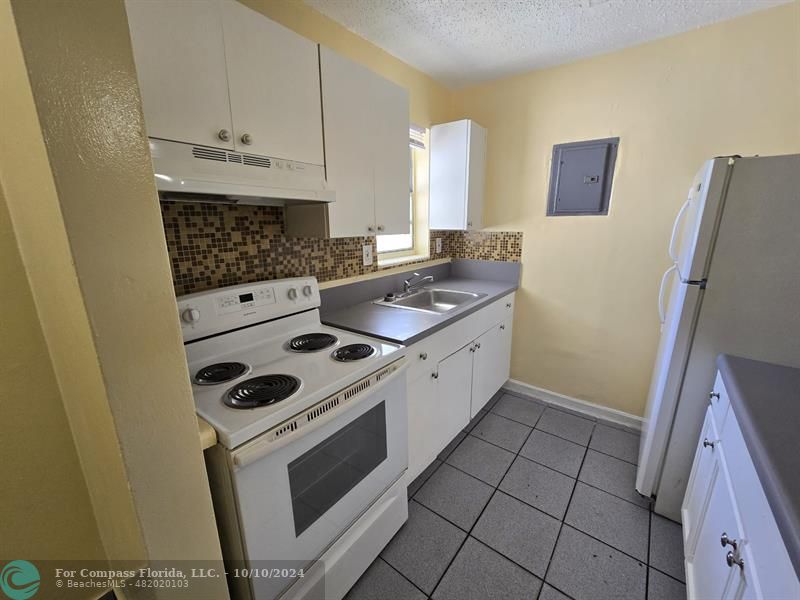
367;226;375;233
720;532;738;551
419;352;428;361
726;551;744;569
709;391;720;400
467;221;473;227
431;371;439;380
506;303;512;308
218;129;231;142
500;325;506;330
377;225;385;232
703;438;715;449
475;342;481;349
469;346;475;353
240;133;253;145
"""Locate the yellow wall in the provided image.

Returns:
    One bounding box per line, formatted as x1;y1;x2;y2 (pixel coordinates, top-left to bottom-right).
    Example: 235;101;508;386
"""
0;184;106;590
451;2;800;416
240;0;452;127
4;1;228;596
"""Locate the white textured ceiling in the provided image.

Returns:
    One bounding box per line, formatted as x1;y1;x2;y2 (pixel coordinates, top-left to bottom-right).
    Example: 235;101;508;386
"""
305;0;790;88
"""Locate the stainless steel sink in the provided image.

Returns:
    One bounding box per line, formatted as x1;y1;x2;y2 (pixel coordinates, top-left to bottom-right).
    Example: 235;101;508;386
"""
374;288;486;315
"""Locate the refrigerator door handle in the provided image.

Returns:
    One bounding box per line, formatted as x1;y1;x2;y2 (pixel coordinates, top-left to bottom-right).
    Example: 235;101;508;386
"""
668;198;692;264
658;264;678;326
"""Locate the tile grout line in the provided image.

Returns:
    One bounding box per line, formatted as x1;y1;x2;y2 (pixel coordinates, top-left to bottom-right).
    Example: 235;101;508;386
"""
539;420;594;598
488;402;640;466
428;407;543;598
375;556;431;599
406;408;657;595
646;507;652;600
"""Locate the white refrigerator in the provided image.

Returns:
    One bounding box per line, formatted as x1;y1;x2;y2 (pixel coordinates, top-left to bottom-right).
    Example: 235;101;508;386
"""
636;153;800;522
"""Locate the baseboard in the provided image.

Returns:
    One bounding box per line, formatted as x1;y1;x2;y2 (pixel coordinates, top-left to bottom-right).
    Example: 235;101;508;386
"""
503;379;643;431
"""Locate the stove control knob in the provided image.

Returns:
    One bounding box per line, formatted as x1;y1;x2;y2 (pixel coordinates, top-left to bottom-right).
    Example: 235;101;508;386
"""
302;285;313;297
181;308;200;323
287;287;298;300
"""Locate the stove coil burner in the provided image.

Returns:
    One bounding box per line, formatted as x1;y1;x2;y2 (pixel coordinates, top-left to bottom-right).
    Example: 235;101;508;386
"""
331;344;376;362
194;362;249;385
288;333;339;353
225;375;301;409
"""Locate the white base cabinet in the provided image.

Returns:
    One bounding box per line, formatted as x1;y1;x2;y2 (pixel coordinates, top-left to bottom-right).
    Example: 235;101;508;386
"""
406;293;514;482
682;372;799;600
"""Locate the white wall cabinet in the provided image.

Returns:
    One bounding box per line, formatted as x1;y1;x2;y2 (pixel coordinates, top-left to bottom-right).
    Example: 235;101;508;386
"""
682;372;799;600
319;47;410;237
126;0;234;149
126;0;324;165
406;293;515;482
221;0;323;163
429;119;487;231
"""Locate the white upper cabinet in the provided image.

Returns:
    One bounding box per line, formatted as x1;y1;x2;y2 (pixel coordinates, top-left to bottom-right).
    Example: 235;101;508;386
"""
372;75;412;236
430;119;487;230
320;47;410;237
126;0;323;165
319;47;377;237
220;0;323;163
125;0;234;149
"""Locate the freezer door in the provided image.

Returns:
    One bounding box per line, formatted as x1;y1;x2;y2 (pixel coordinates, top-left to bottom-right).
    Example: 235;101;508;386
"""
672;158;733;283
636;271;703;497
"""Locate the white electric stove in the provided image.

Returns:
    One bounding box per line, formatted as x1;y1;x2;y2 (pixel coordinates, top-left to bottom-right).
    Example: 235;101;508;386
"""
178;277;409;600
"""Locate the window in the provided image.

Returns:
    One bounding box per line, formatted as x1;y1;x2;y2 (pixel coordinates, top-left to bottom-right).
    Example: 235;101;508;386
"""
377;125;429;260
547;137;619;216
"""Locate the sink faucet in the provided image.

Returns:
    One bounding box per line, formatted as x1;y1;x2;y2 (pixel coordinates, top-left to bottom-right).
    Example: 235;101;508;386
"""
404;272;434;294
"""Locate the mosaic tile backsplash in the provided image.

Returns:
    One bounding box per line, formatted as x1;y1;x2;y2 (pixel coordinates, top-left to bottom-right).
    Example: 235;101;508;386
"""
161;201;522;297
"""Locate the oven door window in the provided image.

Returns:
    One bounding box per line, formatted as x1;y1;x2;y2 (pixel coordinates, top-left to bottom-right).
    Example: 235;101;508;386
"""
288;402;388;537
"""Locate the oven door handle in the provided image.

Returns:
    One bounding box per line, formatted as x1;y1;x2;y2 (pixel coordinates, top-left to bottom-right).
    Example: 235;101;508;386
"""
233;359;407;469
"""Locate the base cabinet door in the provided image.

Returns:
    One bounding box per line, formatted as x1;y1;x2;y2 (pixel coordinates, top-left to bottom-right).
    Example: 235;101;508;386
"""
436;344;474;451
406;371;438;482
685;452;741;600
470;318;512;417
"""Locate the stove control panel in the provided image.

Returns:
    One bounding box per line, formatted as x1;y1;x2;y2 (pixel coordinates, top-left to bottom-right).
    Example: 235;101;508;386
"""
177;277;321;342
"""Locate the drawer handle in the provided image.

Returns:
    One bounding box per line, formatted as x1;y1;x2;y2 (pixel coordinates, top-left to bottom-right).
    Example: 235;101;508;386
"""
419;352;428;360
709;391;721;400
703;438;715;449
506;303;512;308
431;371;439;380
720;532;738;551
500;325;506;330
726;551;744;569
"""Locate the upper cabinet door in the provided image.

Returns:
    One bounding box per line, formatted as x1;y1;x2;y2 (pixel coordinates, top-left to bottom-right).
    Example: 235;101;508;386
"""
372;77;410;235
430;119;487;230
125;0;234;149
319;47;377;237
221;0;323;164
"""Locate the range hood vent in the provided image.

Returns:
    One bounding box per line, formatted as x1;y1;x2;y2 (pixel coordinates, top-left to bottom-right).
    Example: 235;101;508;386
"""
149;138;334;206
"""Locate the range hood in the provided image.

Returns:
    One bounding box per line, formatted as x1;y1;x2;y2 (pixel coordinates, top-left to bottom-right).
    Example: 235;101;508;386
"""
148;138;335;205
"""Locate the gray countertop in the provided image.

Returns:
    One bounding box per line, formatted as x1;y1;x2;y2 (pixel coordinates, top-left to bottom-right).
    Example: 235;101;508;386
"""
322;277;517;345
717;354;800;576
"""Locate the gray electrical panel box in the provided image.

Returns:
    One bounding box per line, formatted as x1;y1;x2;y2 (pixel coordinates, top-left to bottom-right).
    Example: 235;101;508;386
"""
547;137;619;216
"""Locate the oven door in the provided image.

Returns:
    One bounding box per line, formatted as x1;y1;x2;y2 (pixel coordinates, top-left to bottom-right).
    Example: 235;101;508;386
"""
229;362;408;599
